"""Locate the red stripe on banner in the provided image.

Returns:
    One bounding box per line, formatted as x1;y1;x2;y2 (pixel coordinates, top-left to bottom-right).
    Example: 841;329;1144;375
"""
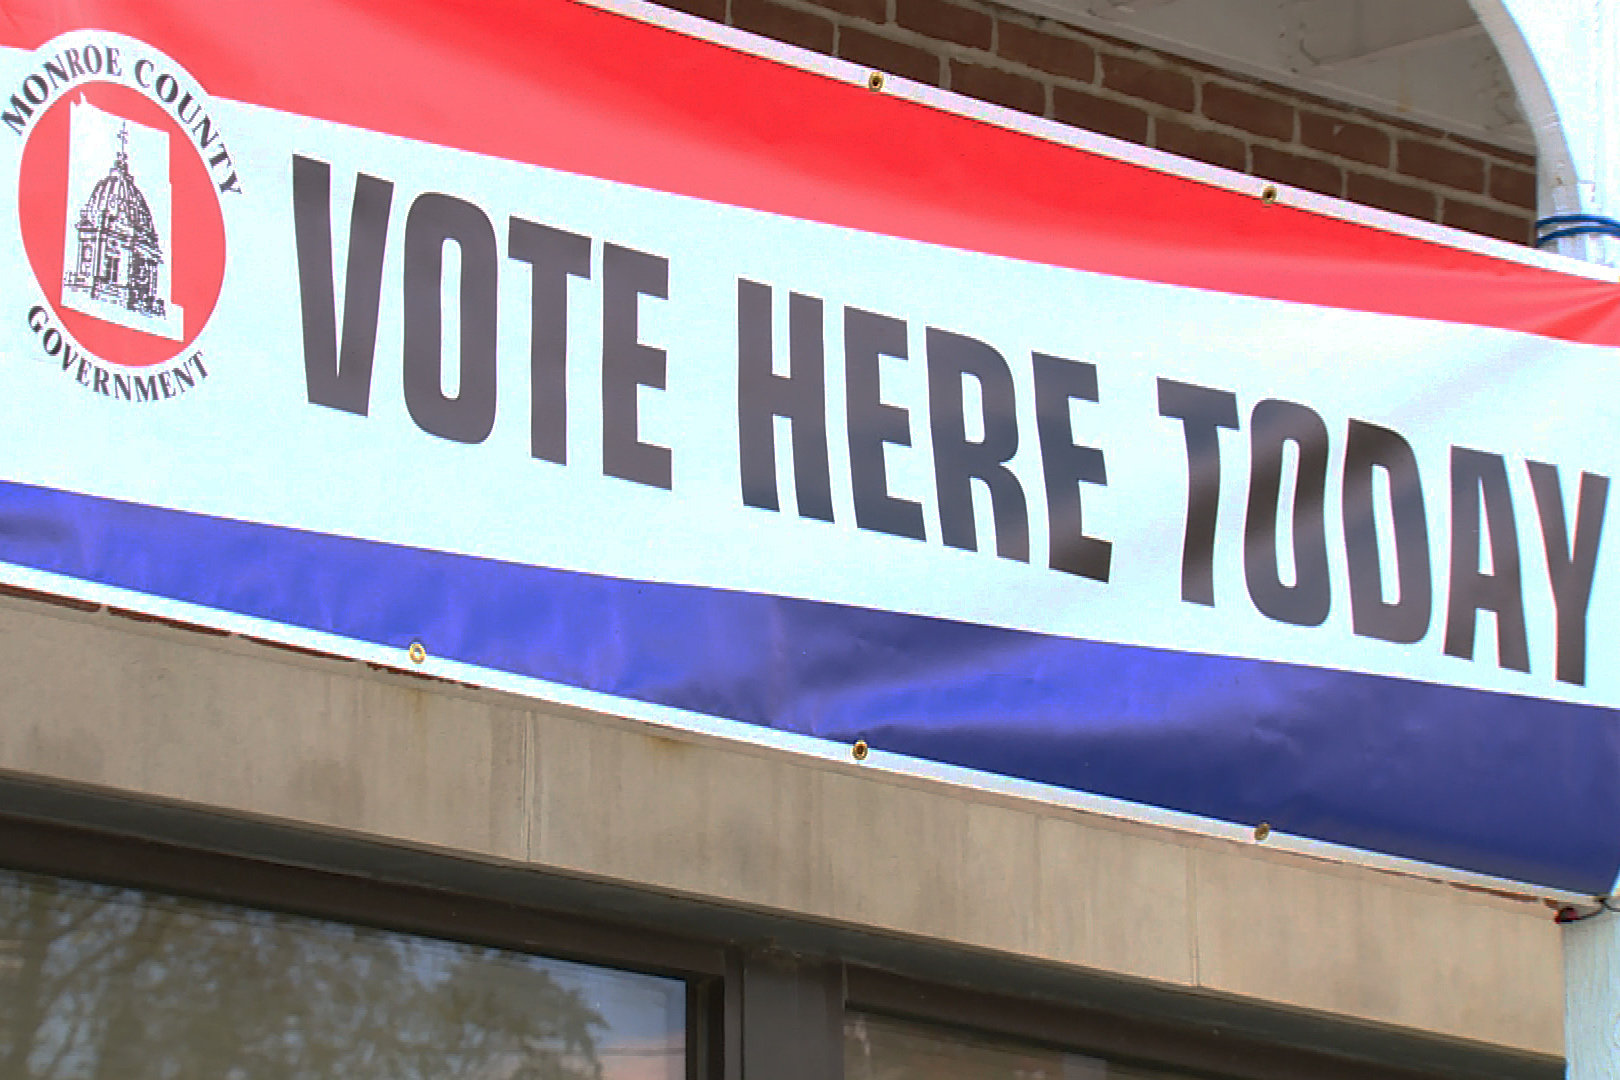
5;0;1619;346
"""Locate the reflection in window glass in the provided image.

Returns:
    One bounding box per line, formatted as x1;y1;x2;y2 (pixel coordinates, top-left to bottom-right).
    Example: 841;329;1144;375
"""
846;1011;1196;1080
0;868;684;1080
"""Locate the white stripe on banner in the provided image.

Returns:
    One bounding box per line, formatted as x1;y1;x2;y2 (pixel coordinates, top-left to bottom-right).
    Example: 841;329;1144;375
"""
2;31;1618;898
1;53;1612;711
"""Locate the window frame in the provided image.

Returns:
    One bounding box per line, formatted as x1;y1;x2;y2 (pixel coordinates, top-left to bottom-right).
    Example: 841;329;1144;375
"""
843;965;1557;1080
0;812;727;1080
0;809;1561;1080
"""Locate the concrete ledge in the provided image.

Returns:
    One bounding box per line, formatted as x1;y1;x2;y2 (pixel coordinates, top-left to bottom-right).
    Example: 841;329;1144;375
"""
0;592;1564;1058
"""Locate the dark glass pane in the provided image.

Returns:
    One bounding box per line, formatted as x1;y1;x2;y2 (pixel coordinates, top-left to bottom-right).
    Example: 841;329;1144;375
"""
846;1011;1195;1080
0;867;684;1080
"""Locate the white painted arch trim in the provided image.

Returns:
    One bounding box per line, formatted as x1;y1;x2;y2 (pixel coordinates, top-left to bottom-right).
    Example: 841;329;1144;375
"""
1470;0;1620;264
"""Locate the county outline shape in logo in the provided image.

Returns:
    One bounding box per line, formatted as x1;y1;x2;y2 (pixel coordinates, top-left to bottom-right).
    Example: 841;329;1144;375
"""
9;32;238;403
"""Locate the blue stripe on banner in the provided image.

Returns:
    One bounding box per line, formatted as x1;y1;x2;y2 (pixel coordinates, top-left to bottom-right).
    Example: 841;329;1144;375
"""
2;479;1617;894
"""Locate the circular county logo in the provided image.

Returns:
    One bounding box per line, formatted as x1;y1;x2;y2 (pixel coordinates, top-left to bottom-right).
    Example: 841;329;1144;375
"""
12;35;235;400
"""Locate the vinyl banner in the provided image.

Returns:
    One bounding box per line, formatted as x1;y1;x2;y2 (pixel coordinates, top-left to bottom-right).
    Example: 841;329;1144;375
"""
3;0;1620;894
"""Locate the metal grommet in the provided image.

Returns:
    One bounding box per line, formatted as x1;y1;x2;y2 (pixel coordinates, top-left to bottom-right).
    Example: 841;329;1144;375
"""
852;739;870;761
1253;822;1272;842
407;642;427;665
867;71;885;91
1260;184;1279;205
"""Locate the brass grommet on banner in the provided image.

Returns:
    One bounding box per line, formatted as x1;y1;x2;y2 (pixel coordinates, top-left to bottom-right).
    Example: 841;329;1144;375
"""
852;739;870;761
408;642;427;665
867;71;885;91
1260;184;1279;205
1253;822;1272;841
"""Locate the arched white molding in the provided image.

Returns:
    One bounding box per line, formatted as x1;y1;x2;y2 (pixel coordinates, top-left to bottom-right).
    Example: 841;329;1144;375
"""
1471;7;1620;1077
1468;0;1620;264
1465;8;1620;1079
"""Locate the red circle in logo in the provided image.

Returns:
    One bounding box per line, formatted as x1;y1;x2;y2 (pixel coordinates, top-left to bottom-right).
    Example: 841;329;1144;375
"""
18;80;226;369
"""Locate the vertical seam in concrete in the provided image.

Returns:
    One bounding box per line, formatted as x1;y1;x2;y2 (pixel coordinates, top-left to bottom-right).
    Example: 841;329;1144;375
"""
522;710;535;863
1187;848;1202;987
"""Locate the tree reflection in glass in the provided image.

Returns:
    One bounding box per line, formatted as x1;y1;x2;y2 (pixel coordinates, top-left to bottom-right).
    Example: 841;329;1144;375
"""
0;868;684;1080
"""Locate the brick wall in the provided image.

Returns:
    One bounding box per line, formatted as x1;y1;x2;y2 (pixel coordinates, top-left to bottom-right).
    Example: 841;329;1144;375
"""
655;0;1538;245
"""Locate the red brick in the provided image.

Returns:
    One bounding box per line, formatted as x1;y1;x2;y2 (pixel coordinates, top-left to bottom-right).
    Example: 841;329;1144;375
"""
1052;86;1148;144
1449;133;1535;168
1489;164;1537;211
1298;111;1388;168
1352;106;1445;140
1345;171;1436;222
797;0;887;19
1154;119;1245;173
1443;199;1532;245
657;0;728;23
1201;82;1292;141
1251;146;1342;198
1084;26;1229;78
995;21;1094;83
838;26;940;85
805;0;886;20
731;0;835;52
1259;74;1358;119
895;0;990;50
1100;52;1195;112
950;60;1045;116
1396;139;1486;193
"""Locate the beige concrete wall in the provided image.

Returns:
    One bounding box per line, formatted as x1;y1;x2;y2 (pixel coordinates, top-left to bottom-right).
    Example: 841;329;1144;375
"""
0;591;1563;1058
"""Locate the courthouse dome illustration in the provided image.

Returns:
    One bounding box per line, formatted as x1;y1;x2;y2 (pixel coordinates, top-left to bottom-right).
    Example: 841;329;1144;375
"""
62;126;167;319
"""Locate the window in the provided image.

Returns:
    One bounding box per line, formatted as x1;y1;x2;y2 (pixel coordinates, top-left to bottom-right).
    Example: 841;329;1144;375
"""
0;867;686;1080
0;816;1521;1080
847;1011;1197;1080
